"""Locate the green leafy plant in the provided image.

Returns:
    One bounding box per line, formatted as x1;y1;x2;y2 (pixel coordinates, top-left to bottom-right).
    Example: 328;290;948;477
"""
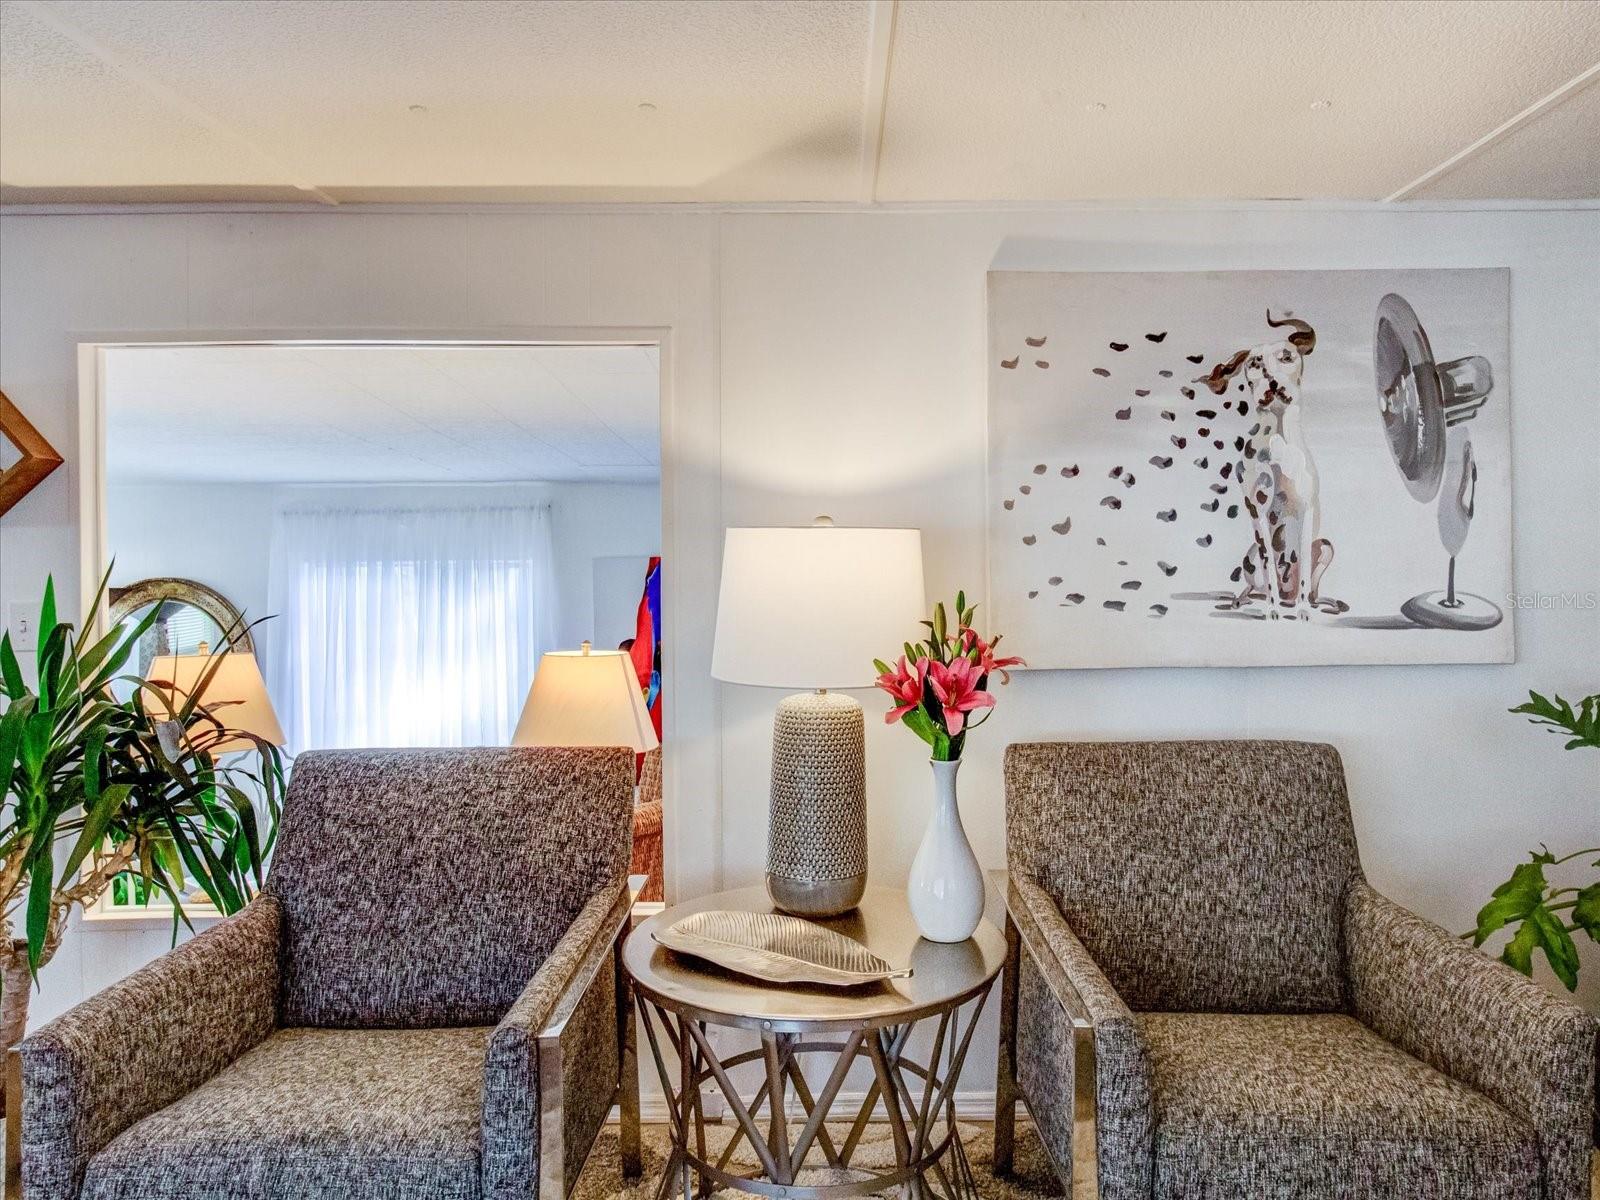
0;571;283;1097
1471;691;1598;992
1509;690;1600;750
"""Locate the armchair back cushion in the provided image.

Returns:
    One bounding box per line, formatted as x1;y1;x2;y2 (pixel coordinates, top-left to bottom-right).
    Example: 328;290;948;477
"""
267;746;634;1028
1005;739;1359;1014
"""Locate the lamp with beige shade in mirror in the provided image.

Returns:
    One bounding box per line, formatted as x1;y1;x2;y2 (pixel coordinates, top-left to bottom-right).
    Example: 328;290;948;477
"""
120;649;287;913
513;643;662;901
144;651;286;754
512;642;660;753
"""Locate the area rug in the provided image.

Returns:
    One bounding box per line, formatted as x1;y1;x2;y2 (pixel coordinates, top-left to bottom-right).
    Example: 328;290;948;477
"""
574;1120;1077;1200
574;1122;1600;1200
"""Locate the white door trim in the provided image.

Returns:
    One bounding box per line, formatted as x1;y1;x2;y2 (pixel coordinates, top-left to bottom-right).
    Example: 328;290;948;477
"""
74;324;717;907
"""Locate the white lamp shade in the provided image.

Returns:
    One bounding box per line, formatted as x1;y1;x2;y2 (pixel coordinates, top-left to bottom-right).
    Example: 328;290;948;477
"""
712;525;925;690
145;652;286;753
512;648;660;752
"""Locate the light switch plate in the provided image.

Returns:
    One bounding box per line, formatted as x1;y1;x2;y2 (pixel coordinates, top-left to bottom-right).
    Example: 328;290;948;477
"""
3;601;34;649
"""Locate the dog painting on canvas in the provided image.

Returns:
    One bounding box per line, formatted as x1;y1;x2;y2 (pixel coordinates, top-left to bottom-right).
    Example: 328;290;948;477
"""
986;268;1512;669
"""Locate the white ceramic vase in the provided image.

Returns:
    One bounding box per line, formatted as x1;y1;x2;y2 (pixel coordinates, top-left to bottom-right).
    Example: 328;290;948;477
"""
906;757;984;943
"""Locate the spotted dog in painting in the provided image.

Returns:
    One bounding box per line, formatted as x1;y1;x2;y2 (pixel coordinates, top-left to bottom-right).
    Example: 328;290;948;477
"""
1200;312;1345;618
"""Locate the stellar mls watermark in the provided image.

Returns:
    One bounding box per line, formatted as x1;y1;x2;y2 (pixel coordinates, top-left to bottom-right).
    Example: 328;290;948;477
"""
1504;590;1598;610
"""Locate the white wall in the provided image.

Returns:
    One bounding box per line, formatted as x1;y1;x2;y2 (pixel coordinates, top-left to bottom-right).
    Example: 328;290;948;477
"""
1;206;1595;1092
546;483;662;649
105;482;279;626
105;479;662;653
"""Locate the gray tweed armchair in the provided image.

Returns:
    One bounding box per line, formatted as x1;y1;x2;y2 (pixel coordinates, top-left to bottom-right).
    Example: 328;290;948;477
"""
994;739;1597;1200
18;747;644;1200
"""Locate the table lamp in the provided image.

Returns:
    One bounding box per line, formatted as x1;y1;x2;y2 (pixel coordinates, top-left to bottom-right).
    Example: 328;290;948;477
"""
712;518;924;917
512;642;660;752
145;651;286;753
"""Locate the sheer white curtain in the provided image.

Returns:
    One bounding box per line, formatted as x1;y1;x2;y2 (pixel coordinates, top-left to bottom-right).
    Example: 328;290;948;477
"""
264;503;557;752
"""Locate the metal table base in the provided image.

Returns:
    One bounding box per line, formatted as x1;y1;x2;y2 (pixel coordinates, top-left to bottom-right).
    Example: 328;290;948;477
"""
636;986;994;1200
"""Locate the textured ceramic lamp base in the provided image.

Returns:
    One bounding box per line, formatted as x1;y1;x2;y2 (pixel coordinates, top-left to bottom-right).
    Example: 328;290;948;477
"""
766;691;867;917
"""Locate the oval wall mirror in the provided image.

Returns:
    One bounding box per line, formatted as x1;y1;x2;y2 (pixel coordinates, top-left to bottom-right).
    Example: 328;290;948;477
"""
108;577;255;679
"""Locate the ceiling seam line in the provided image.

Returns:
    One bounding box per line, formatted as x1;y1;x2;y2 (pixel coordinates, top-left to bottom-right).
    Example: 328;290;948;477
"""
858;0;899;205
14;0;340;206
4;199;1596;217
1384;59;1600;202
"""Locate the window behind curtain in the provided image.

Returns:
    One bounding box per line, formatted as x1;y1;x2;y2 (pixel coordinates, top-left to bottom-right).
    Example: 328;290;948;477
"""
263;503;558;752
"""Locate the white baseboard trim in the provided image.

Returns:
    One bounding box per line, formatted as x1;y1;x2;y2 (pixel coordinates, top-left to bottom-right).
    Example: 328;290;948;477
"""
613;1090;1000;1125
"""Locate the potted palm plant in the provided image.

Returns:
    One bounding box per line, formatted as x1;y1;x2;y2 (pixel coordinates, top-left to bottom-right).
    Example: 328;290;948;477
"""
0;573;284;1107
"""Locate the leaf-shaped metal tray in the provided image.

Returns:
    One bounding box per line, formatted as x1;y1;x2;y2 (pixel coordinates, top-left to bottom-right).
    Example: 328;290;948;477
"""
653;910;913;987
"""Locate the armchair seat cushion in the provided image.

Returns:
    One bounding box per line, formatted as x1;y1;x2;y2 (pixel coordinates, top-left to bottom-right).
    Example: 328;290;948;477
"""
1139;1012;1541;1200
80;1027;492;1200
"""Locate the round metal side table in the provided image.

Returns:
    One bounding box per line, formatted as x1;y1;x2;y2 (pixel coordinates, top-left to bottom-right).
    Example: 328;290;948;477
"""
624;886;1005;1200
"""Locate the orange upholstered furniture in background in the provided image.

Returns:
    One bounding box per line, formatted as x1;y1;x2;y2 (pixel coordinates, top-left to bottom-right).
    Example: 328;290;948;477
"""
630;746;663;901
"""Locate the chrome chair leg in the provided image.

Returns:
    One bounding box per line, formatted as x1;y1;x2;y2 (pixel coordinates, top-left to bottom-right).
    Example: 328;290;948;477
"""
992;915;1022;1178
616;932;643;1179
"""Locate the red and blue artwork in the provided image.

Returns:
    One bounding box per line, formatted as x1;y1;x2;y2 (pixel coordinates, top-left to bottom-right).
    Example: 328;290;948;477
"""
629;556;663;742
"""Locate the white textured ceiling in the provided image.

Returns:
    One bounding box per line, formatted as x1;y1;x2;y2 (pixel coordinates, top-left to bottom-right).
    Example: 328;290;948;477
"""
1;0;1597;204
879;0;1600;202
104;343;661;484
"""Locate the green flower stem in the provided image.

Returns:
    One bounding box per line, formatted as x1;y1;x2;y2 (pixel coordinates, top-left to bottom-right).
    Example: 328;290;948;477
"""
1547;847;1600;866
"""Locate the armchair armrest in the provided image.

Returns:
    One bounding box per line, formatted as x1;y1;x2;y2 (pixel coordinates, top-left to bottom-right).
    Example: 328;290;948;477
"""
18;895;280;1200
481;879;634;1200
1008;873;1137;1028
997;873;1153;1200
1346;880;1597;1200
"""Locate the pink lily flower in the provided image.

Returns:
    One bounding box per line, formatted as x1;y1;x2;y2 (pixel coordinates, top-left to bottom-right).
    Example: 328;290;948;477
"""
959;628;1026;685
875;655;926;724
926;656;995;736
